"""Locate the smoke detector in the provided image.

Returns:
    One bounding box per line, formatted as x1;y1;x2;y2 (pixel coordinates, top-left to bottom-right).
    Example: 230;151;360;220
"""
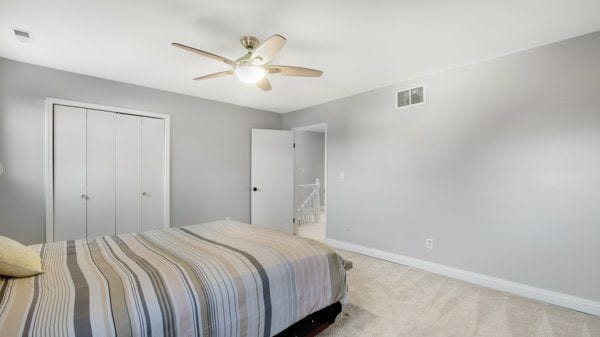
12;28;34;43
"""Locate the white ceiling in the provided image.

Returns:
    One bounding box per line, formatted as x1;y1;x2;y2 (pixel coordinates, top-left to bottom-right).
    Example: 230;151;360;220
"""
1;0;599;113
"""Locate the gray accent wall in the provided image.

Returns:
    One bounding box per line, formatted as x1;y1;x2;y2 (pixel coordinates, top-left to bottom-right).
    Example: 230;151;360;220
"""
0;58;282;245
283;32;600;302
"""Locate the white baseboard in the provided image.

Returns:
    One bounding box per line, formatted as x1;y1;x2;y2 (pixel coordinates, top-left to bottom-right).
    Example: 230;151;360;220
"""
326;238;600;316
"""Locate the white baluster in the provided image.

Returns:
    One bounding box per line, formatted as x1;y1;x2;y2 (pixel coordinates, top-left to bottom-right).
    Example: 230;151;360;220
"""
295;178;321;227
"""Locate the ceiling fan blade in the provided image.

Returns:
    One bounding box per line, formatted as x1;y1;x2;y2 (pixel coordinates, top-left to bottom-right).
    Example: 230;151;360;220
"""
251;34;286;65
255;77;272;91
267;65;323;77
172;42;236;66
193;70;234;81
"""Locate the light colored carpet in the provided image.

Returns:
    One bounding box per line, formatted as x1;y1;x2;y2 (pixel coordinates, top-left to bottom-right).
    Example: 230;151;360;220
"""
296;222;326;242
296;210;327;242
318;249;600;337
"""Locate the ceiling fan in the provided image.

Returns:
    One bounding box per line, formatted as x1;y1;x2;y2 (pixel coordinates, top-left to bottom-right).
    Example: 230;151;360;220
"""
172;34;323;91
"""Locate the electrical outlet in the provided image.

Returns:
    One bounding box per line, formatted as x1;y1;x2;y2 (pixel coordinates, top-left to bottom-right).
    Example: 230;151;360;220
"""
425;238;434;249
340;171;345;180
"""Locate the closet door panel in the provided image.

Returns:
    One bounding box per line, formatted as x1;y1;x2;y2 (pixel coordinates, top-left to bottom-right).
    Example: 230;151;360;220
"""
86;109;116;238
53;105;86;241
116;114;142;234
141;117;165;231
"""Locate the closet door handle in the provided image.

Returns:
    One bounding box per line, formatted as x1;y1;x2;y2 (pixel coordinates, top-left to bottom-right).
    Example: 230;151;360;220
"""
80;194;88;199
142;191;148;196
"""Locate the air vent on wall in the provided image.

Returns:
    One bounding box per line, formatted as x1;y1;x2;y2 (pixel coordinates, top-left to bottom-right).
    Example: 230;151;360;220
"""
397;86;425;108
12;28;33;43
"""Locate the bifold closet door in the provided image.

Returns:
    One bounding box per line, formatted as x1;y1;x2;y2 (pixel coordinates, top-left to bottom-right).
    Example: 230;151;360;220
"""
86;109;116;238
53;105;86;241
116;114;142;234
141;117;166;231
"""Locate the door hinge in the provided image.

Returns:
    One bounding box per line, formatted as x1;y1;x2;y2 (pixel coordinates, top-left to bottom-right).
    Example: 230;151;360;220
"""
293;218;295;223
293;142;295;148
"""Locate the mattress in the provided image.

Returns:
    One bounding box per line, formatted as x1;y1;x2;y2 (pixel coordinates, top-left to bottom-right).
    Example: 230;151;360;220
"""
0;221;347;337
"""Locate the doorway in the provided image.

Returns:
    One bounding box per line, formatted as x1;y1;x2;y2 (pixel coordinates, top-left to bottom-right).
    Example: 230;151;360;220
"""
45;98;170;242
293;124;327;241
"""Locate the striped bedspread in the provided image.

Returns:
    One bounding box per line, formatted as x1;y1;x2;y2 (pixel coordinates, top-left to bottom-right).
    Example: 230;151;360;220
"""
0;221;347;337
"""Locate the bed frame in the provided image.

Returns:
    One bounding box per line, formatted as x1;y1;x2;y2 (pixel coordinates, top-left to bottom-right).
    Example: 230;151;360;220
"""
275;302;342;337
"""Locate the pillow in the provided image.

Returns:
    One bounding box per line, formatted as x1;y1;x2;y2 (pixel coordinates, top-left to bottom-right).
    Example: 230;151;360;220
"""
0;235;43;277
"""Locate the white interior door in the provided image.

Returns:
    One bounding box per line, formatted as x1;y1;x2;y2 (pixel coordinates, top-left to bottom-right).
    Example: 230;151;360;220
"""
141;117;166;231
116;114;142;234
251;129;294;233
53;105;86;241
86;109;116;238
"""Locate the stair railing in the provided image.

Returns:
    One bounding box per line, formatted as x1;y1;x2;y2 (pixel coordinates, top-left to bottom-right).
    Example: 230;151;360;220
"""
296;178;321;226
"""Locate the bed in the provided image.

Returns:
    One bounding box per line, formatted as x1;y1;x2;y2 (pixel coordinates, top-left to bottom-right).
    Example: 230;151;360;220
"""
0;220;348;337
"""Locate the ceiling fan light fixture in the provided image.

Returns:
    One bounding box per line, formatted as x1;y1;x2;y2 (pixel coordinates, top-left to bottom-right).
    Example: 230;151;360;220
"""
234;63;266;84
172;34;322;92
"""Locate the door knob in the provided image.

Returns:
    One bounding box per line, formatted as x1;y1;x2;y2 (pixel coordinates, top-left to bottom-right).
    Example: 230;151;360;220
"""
80;194;88;199
252;187;258;192
142;191;148;196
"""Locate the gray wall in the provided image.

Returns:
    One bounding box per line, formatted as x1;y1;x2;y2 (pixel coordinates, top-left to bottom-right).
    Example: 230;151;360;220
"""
294;130;325;210
0;57;282;245
283;32;600;302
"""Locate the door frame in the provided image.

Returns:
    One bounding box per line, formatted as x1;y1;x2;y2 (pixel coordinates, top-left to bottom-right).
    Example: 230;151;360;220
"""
291;123;327;236
44;98;171;242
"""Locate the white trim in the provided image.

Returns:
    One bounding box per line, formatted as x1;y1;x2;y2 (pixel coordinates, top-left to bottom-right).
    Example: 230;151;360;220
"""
326;238;600;316
44;98;171;243
47;98;171;119
44;99;54;243
324;128;327;235
291;123;328;235
163;117;171;231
